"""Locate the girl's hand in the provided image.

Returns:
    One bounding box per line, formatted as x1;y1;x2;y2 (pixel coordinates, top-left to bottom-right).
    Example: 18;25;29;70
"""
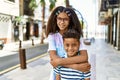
63;62;91;72
50;57;61;67
77;62;91;72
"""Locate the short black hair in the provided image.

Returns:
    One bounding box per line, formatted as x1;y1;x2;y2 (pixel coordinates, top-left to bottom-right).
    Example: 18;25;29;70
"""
63;29;80;41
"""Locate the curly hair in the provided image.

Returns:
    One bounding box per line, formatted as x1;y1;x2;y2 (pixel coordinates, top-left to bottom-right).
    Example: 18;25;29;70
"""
46;6;83;37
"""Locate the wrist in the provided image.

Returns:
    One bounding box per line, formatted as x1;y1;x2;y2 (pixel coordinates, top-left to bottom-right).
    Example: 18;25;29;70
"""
58;58;62;66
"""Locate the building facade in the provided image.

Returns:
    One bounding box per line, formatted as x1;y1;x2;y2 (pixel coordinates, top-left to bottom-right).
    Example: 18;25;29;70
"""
0;0;43;43
98;0;120;50
0;0;19;43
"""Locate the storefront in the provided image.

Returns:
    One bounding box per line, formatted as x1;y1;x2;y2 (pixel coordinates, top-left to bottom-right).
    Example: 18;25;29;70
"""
99;0;120;50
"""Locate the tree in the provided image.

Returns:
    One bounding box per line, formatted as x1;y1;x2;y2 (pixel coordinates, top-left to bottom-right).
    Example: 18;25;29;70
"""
65;0;70;7
29;0;56;44
39;0;46;44
40;0;57;43
29;0;38;10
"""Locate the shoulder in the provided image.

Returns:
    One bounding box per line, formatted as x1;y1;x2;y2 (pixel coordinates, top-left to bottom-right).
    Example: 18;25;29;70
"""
79;37;87;50
48;32;61;42
48;32;59;36
48;32;61;38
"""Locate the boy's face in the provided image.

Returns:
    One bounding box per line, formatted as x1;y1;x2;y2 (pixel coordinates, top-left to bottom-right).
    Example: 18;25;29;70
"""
63;38;80;57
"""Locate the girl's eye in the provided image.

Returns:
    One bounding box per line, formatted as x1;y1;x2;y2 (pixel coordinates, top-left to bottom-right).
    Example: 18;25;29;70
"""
57;17;69;22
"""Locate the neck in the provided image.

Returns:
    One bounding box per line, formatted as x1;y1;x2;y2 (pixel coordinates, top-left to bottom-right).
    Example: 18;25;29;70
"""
59;29;68;35
59;31;64;35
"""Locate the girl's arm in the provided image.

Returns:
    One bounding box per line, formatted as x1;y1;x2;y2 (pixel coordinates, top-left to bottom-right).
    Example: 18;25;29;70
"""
49;50;59;60
56;74;61;80
49;50;62;67
50;50;88;67
59;50;88;65
50;50;91;72
63;62;91;72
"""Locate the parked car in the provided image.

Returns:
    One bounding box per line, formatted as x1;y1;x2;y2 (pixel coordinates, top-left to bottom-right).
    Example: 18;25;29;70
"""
0;40;4;50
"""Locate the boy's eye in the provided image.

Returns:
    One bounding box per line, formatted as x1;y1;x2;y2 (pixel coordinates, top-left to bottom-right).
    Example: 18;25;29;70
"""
64;43;77;47
64;43;69;47
72;44;77;46
65;44;69;47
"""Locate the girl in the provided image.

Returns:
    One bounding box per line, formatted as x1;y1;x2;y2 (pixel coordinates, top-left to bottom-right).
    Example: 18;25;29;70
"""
46;6;91;80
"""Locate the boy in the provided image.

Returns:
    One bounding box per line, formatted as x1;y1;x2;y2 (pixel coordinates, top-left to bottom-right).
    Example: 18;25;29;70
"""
54;29;91;80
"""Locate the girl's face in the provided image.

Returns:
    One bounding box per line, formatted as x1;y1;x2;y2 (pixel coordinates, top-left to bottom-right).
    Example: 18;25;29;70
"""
63;38;80;57
57;12;70;32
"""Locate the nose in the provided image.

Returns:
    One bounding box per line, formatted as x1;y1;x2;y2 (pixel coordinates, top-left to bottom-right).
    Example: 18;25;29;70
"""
68;46;73;50
61;19;65;23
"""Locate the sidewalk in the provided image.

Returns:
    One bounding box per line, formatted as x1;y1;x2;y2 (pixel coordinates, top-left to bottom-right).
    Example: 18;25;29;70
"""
0;39;120;80
86;39;120;80
96;41;120;80
0;53;52;80
0;39;47;57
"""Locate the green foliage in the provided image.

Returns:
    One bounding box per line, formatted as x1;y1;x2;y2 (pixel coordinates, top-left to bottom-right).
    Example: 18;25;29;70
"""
49;3;55;11
14;16;23;23
29;0;38;10
49;0;56;11
29;0;56;11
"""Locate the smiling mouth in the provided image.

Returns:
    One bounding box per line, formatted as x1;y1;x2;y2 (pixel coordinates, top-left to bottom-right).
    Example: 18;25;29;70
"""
68;51;74;54
60;25;65;27
60;26;65;29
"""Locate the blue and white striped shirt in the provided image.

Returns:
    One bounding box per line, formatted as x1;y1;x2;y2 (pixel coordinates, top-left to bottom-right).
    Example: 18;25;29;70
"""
54;66;91;80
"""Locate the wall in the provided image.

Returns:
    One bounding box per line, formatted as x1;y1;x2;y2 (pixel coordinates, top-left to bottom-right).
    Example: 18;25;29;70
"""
0;0;19;43
0;0;19;16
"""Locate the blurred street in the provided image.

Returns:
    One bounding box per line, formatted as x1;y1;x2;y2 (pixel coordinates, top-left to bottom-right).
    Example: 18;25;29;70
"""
0;39;48;73
0;39;120;80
